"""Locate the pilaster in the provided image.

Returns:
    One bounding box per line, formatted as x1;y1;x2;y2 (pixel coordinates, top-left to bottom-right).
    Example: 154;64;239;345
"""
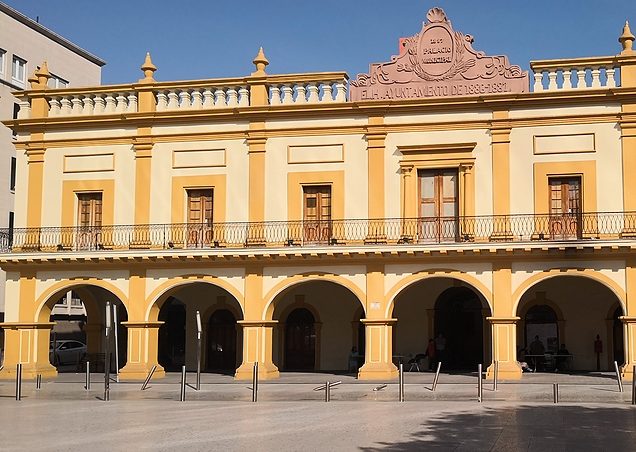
235;320;280;380
119;321;165;380
490;110;513;240
357;318;398;380
0;322;57;379
486;317;522;380
131;133;154;248
364;116;387;242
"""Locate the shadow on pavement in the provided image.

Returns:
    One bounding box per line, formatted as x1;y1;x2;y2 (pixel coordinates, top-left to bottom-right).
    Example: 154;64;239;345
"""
361;405;636;451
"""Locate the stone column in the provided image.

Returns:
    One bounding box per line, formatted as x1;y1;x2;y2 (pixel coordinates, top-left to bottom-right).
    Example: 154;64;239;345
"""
486;317;522;380
235;320;279;380
358;319;398;380
119;321;165;380
0;322;57;379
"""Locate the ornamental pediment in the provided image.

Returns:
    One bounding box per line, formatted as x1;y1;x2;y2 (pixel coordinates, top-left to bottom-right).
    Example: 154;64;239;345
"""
350;7;528;101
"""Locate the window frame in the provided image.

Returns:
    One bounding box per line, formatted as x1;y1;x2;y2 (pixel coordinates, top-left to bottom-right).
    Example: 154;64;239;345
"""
11;55;26;87
0;49;6;77
48;73;69;89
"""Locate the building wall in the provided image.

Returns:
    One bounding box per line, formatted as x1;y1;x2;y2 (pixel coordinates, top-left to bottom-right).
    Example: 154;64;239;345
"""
0;4;103;315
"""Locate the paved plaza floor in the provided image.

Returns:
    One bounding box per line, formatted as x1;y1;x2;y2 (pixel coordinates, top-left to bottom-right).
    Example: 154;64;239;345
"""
1;371;635;451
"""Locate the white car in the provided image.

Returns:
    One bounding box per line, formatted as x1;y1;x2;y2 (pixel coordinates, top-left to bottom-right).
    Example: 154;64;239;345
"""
50;340;87;366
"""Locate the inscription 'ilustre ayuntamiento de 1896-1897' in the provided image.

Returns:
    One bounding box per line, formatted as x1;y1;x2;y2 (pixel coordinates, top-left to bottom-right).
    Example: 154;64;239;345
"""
350;7;528;101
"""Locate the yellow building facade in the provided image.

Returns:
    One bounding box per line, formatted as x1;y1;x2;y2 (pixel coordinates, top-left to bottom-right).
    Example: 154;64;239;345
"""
2;8;636;382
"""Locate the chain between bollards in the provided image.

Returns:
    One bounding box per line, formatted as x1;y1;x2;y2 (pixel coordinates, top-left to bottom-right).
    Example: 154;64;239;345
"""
15;364;22;401
553;383;559;403
614;361;623;393
252;362;259;402
477;363;483;403
432;361;441;391
179;365;187;402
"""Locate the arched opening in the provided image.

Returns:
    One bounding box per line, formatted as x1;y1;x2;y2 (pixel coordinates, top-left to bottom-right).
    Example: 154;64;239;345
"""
207;309;237;371
271;280;364;373
44;284;127;373
393;277;491;372
284;308;316;370
155;281;242;374
516;276;625;372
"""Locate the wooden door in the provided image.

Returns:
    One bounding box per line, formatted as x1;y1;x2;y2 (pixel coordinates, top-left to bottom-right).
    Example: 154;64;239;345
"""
303;186;332;243
418;169;458;242
207;309;237;371
76;192;102;249
548;177;581;239
284;308;316;370
187;189;213;247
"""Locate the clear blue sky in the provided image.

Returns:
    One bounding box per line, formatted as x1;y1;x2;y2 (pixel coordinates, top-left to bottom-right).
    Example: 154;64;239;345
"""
5;0;636;85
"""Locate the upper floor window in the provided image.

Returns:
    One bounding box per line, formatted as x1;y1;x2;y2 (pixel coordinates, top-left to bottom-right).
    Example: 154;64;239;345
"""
418;169;458;242
0;49;6;77
48;74;69;89
11;55;26;87
186;189;213;247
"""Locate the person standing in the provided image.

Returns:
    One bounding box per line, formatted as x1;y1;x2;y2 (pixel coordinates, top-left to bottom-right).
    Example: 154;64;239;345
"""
594;335;603;371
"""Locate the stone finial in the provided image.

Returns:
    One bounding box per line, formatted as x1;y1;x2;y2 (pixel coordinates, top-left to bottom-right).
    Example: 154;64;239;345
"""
619;20;635;54
252;47;269;76
35;61;51;87
140;52;157;82
28;71;39;89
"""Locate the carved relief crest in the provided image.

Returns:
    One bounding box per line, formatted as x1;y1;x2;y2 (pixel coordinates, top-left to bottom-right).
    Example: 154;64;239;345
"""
350;7;528;101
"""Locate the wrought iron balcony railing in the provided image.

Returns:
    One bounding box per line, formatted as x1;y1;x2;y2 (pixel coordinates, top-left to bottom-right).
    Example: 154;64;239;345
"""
1;212;636;254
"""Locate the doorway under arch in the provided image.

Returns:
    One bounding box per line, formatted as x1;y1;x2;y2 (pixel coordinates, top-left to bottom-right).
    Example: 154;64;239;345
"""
434;286;485;370
207;309;238;371
284;308;316;371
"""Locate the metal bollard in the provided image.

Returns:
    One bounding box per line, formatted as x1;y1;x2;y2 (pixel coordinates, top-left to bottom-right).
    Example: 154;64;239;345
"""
325;381;330;402
141;365;157;391
553;383;559;403
432;361;441;391
614;361;623;393
493;361;498;392
399;363;404;402
179;365;187;402
85;361;91;391
632;365;636;406
252;362;259;402
15;364;22;401
477;364;483;403
36;374;42;390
